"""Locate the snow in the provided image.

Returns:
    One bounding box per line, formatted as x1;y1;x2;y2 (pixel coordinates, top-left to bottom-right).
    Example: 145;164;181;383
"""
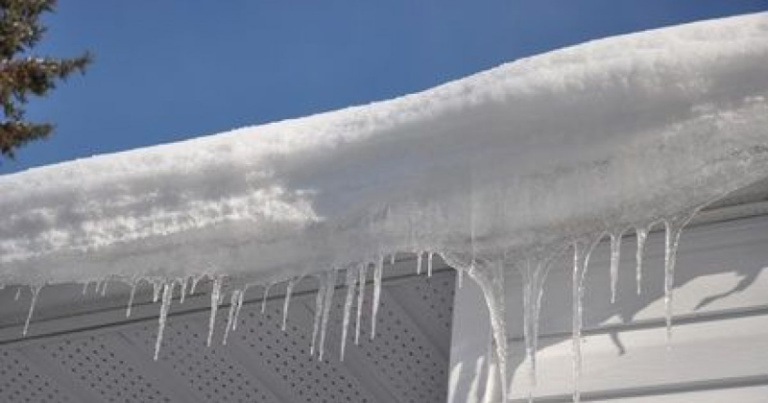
0;13;766;287
1;12;768;402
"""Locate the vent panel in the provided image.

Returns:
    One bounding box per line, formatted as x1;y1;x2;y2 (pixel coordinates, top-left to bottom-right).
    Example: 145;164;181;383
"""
0;348;73;403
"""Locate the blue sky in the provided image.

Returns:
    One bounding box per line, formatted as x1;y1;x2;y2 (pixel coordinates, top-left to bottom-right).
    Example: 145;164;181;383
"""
3;0;766;173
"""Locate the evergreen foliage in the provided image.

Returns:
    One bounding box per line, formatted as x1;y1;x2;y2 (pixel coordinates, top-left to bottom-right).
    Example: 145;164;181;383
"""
0;0;91;159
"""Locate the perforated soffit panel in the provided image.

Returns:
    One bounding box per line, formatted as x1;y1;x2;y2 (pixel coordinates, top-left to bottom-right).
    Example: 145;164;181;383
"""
0;261;456;403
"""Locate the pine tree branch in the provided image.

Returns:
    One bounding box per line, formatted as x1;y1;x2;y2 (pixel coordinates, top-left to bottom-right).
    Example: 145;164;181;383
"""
0;0;91;159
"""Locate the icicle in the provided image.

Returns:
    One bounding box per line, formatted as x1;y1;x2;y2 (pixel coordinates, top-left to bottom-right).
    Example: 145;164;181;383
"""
571;236;600;403
310;276;326;356
390;253;396;265
154;282;173;360
232;285;246;331
261;283;272;314
14;287;21;301
371;256;384;340
355;263;367;345
82;281;90;295
126;280;138;318
416;252;423;275
466;260;508;403
100;279;109;297
206;277;223;347
222;290;241;346
427;252;434;277
282;279;296;332
318;270;337;362
178;277;188;304
340;268;358;361
519;253;555;403
152;281;162;303
190;275;202;295
635;227;648;295
609;231;623;304
663;210;697;344
22;285;42;337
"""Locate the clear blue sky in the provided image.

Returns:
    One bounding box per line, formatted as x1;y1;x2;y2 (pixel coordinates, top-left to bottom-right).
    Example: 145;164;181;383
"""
3;0;766;173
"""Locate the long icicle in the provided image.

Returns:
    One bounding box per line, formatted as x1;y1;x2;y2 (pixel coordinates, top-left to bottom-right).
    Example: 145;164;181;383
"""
520;254;554;403
152;281;162;303
126;279;139;318
232;285;247;331
14;286;21;301
179;277;188;304
468;260;507;403
190;275;203;295
635;227;648;295
609;231;623;304
416;252;423;275
22;285;42;337
371;255;384;340
310;275;327;356
206;277;223;347
427;252;434;277
82;281;90;296
340;268;358;361
521;260;535;402
282;279;297;332
100;278;109;297
318;270;337;362
261;283;272;314
222;290;241;346
571;236;600;403
663;210;697;345
355;263;368;345
154;282;173;360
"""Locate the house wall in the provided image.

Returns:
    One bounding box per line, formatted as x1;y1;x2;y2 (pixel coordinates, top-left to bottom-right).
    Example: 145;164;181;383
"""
449;215;768;402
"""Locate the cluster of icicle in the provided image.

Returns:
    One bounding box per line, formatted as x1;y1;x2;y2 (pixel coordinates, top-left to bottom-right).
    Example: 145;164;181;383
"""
441;206;701;403
11;250;446;367
9;207;699;403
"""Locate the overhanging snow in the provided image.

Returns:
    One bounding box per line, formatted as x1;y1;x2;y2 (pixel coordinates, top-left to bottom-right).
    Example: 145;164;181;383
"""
1;12;767;287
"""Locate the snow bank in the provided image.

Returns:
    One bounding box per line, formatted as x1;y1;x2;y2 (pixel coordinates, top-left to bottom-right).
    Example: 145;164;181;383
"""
1;13;767;286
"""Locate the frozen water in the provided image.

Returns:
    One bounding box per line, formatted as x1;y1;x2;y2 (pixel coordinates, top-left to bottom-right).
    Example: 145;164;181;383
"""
609;232;622;304
634;227;648;295
222;289;241;346
340;267;357;361
126;279;138;317
22;285;42;337
416;252;423;275
282;278;297;331
371;256;383;339
0;14;764;292
206;277;222;347
427;252;434;277
232;286;245;331
570;236;601;403
260;283;272;314
310;275;325;356
0;12;766;402
355;263;367;345
318;270;337;361
154;282;173;360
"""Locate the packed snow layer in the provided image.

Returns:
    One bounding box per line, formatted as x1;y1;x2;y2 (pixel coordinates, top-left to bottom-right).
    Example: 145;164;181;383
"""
1;12;768;286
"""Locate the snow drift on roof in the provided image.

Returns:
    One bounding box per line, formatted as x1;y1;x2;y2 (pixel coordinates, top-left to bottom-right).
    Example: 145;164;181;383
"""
1;12;767;286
